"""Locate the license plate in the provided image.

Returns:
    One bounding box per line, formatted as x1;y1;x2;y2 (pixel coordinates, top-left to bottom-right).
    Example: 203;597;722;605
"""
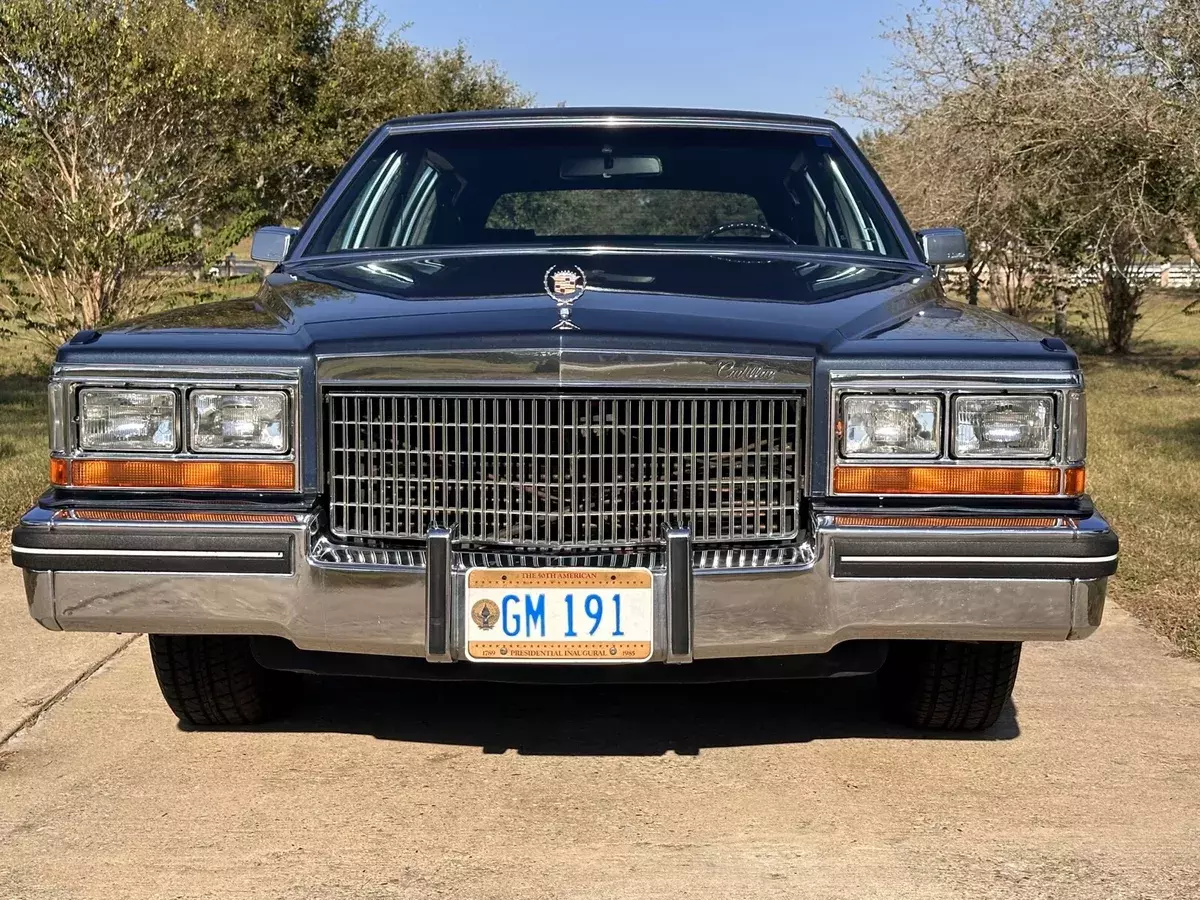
464;568;654;663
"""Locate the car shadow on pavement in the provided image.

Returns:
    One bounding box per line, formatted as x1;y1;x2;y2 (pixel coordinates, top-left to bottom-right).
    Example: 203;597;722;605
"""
236;675;1020;754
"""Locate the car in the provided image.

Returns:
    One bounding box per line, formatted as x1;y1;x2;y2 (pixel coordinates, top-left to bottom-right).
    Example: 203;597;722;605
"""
11;107;1118;732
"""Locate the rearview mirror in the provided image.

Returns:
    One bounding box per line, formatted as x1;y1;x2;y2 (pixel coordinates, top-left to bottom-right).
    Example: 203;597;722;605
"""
917;227;969;267
251;226;299;263
560;155;662;178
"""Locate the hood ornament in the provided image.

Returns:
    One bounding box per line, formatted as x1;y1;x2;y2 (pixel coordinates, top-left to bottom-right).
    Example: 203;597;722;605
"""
545;264;585;331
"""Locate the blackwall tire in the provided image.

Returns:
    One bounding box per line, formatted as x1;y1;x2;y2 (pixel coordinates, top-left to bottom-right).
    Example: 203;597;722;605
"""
880;640;1021;732
148;634;292;727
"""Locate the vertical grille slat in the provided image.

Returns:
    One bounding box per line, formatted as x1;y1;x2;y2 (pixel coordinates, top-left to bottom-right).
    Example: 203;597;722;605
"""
325;392;803;549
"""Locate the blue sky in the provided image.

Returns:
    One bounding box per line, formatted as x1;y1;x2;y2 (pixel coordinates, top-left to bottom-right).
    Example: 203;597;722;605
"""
378;0;898;133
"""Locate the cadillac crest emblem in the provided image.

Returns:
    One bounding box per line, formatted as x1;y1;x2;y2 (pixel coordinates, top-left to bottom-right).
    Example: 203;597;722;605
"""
544;264;585;331
471;598;500;630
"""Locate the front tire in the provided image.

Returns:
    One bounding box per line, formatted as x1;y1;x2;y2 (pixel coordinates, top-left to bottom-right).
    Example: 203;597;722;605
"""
149;634;292;727
880;640;1021;732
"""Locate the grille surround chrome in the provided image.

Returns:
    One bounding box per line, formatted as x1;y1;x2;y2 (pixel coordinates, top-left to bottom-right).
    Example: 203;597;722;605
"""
309;536;814;572
323;390;804;550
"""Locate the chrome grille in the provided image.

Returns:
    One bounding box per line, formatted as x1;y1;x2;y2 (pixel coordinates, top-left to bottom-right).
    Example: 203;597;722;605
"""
324;391;804;549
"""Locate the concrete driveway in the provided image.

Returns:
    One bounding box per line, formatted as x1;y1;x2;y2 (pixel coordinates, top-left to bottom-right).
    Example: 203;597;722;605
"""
1;563;1198;899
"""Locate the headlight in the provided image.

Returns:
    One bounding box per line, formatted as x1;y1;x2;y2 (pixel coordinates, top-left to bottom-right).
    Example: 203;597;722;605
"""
78;389;177;451
841;395;940;457
189;390;289;454
953;395;1054;458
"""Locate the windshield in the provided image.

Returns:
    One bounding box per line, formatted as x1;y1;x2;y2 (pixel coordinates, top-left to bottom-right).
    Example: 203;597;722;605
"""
306;125;905;258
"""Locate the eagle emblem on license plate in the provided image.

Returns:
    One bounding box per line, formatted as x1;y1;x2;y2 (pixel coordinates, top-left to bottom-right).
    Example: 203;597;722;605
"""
471;598;500;630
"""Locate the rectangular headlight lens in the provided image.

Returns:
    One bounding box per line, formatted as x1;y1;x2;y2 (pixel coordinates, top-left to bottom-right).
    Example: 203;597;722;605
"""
842;395;940;457
78;389;177;451
189;390;289;454
953;395;1054;458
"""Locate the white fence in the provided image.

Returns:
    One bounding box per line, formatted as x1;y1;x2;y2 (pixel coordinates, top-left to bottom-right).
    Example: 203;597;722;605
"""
1061;261;1200;289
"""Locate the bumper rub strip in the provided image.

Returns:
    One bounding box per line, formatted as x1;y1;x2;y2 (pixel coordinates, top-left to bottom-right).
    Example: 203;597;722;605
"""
10;527;294;575
840;554;1119;564
12;546;283;559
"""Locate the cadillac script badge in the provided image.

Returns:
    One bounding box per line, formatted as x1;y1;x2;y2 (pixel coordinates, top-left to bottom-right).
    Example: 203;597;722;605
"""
544;264;585;331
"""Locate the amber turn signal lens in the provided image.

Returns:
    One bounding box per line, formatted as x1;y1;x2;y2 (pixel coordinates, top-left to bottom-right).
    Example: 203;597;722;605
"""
51;458;295;491
49;457;70;485
834;465;1063;495
831;515;1063;528
1063;466;1086;495
56;509;297;524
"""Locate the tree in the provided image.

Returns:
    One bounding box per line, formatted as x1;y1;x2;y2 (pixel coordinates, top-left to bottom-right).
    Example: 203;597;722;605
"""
0;0;266;343
0;0;526;345
833;0;1186;351
200;1;528;223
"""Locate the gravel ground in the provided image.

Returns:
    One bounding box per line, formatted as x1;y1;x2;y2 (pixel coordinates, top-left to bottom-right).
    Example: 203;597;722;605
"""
1;564;1198;899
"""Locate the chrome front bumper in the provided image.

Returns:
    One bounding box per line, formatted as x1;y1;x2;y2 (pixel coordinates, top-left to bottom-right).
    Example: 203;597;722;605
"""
13;504;1117;660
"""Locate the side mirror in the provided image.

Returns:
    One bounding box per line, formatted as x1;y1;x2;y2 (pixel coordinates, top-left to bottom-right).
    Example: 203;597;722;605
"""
917;227;969;267
251;226;299;263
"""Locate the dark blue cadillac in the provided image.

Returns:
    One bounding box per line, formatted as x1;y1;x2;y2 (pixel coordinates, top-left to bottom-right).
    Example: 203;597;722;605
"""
11;108;1118;731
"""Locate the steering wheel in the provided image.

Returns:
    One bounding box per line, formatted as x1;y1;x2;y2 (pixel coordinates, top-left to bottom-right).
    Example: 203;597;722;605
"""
698;222;797;245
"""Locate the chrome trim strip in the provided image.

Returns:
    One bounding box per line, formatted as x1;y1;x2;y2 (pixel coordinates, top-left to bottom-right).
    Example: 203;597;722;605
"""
317;349;813;388
11;546;284;559
840;553;1119;564
829;371;1083;386
51;365;302;380
384;114;840;135
292;243;924;270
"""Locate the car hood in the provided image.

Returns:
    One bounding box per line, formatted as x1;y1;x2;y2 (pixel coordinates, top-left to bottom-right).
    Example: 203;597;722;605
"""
96;249;1046;361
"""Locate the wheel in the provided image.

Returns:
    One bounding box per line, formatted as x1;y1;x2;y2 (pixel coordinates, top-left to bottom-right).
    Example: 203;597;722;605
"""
148;634;293;726
880;640;1021;731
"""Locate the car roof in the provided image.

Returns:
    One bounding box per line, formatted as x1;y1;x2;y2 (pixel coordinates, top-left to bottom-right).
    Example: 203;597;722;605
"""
383;106;841;130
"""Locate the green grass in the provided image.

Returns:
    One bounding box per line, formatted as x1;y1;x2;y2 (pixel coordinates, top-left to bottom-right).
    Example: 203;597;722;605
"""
1084;351;1200;658
0;333;50;552
1;283;1199;659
